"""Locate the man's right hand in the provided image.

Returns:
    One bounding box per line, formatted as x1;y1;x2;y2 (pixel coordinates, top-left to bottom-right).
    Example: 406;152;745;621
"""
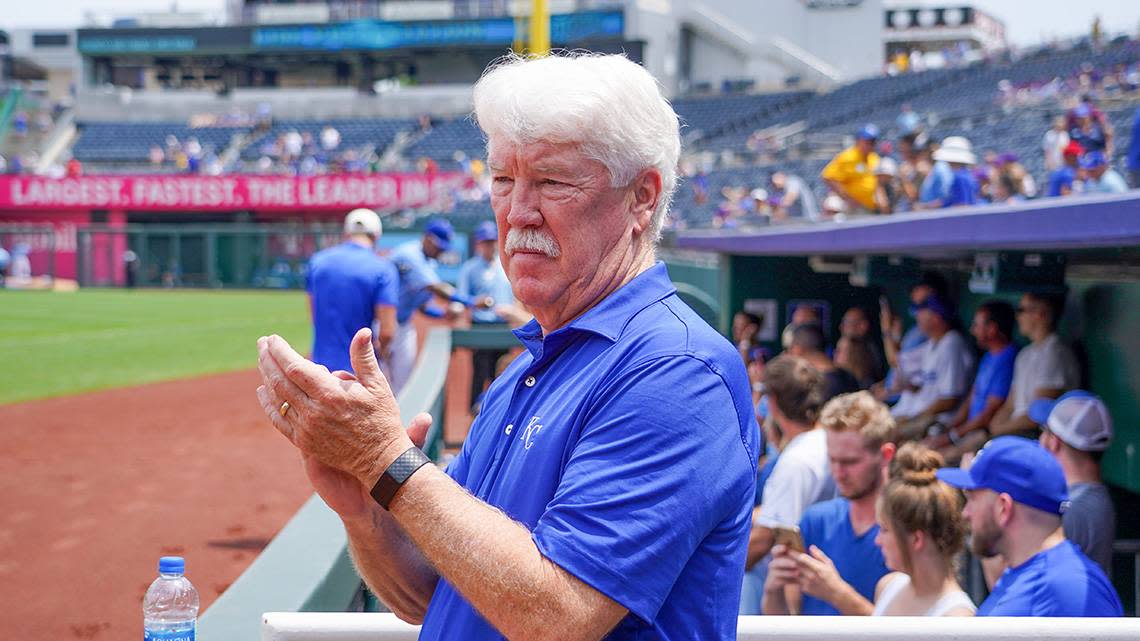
300;377;433;523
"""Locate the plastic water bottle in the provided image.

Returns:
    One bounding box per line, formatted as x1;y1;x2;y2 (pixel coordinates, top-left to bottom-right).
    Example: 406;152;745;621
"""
143;556;199;641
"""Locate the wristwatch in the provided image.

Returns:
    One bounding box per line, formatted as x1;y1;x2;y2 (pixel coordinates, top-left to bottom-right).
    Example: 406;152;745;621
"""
370;447;432;510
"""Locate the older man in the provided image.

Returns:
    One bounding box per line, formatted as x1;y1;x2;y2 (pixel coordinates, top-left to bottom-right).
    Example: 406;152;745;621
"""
256;53;758;641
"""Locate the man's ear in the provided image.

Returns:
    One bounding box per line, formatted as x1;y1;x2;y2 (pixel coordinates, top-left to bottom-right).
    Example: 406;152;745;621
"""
628;168;663;236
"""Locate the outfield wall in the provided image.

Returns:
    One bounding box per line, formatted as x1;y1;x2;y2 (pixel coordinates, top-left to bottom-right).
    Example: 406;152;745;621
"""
0;173;472;282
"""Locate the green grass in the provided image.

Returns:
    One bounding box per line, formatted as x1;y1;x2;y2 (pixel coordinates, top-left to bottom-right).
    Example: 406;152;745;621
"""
0;289;312;405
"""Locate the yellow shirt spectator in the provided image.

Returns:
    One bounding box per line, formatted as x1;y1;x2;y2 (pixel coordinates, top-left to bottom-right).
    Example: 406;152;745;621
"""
822;146;880;210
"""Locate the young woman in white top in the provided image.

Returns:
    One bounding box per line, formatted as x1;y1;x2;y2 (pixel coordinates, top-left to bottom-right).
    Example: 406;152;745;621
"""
872;443;976;616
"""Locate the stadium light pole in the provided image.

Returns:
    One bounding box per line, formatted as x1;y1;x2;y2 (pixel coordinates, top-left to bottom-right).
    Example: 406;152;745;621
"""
529;0;550;56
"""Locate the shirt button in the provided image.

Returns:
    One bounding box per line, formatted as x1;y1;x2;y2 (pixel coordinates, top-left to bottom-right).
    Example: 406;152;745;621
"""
524;375;536;387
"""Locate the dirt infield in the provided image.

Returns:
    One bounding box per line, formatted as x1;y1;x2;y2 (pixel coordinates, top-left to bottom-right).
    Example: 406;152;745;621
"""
0;369;314;641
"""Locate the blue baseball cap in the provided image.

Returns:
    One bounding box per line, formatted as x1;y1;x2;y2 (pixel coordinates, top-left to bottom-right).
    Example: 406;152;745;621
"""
908;293;954;322
1079;151;1107;169
1073;104;1092;118
936;436;1069;515
424;219;453;250
473;221;498;243
856;124;881;141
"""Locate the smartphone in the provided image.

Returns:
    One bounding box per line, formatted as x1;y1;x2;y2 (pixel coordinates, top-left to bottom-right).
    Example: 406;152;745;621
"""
771;523;805;554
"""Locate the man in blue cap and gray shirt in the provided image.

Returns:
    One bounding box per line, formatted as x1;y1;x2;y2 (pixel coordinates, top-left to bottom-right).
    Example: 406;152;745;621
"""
1031;391;1116;574
937;436;1121;616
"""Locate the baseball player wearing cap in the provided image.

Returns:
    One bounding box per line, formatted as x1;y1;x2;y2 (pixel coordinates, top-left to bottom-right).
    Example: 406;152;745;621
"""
890;293;975;440
1031;391;1116;573
1079;151;1129;194
457;221;515;405
388;218;475;393
937;436;1122;617
306;208;399;375
821;124;885;214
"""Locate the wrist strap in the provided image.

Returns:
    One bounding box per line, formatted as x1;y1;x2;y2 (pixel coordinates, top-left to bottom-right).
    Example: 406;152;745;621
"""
370;447;431;510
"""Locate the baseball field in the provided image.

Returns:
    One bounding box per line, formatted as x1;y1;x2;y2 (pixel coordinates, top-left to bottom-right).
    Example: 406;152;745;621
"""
0;288;312;405
0;288;319;641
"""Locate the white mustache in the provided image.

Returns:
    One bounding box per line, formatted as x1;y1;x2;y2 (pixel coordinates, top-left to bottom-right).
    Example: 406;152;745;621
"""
504;227;561;258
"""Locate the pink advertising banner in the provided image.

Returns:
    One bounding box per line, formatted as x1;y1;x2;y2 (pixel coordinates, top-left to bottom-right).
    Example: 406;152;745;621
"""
0;173;470;212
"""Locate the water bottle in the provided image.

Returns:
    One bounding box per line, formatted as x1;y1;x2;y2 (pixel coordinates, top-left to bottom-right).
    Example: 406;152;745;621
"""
143;556;199;641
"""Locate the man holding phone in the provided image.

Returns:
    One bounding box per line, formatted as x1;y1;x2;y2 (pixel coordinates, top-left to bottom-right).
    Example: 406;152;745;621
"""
763;391;895;615
740;356;835;614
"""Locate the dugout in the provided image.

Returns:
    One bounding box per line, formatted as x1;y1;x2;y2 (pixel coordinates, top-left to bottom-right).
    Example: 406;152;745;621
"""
675;191;1140;610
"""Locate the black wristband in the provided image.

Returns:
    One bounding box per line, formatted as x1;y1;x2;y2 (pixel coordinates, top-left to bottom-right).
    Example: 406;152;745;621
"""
370;447;431;510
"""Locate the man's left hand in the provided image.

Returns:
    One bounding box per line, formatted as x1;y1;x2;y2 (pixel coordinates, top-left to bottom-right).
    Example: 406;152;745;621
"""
256;328;412;488
794;545;846;601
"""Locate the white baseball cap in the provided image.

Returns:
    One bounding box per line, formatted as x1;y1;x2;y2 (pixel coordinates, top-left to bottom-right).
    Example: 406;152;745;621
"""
344;208;382;236
1029;391;1114;452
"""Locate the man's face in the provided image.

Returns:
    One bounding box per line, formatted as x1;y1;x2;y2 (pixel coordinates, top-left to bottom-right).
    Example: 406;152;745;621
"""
489;138;651;317
733;313;757;344
1016;294;1041;337
422;234;443;259
475;239;497;262
915;307;938;335
970;310;993;348
856;138;876;155
826;430;884;501
910;284;933;307
1089;165;1106;179
962;489;1003;557
840;309;869;339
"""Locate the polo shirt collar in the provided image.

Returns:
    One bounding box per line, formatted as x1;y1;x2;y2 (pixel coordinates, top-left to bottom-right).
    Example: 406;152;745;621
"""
512;262;676;360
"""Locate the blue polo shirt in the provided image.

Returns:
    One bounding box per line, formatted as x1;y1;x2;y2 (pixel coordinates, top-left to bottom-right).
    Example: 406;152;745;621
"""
967;344;1017;421
978;540;1122;616
305;241;398;374
418;262;759;641
1047;166;1077;197
799;498;889;616
456;255;514;324
389;240;441;325
943;168;978;208
919;160;952;204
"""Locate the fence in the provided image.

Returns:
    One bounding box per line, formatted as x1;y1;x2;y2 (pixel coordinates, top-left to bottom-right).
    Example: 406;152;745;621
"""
76;223;344;289
0;224;58;283
75;224;473;289
262;612;1140;641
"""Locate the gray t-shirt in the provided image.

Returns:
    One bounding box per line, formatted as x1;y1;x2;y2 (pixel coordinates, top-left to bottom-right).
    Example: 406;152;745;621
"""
1063;482;1115;574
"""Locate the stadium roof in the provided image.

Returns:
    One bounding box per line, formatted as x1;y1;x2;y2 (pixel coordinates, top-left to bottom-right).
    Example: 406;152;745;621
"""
675;192;1140;257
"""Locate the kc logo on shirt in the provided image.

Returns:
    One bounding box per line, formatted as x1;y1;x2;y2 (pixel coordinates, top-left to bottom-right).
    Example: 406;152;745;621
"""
521;415;544;450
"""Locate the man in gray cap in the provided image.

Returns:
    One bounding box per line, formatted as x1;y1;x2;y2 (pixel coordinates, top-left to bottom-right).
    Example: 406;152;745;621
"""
1031;391;1116;573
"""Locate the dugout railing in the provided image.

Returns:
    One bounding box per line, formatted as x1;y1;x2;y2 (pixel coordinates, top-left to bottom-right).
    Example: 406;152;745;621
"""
196;328;452;641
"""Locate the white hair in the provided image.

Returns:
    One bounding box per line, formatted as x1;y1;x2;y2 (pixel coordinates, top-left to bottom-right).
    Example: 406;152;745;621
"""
472;52;681;242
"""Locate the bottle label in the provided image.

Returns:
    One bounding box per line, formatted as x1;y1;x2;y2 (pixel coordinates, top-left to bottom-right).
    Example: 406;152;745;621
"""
144;625;195;641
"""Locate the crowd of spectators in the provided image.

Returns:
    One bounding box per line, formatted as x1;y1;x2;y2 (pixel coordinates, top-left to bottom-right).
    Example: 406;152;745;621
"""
732;269;1124;617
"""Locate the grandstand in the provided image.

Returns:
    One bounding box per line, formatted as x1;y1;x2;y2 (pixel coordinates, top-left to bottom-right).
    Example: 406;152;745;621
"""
7;33;1130;233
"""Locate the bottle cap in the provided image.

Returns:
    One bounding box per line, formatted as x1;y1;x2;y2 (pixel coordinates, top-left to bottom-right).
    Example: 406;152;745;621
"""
158;556;185;575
